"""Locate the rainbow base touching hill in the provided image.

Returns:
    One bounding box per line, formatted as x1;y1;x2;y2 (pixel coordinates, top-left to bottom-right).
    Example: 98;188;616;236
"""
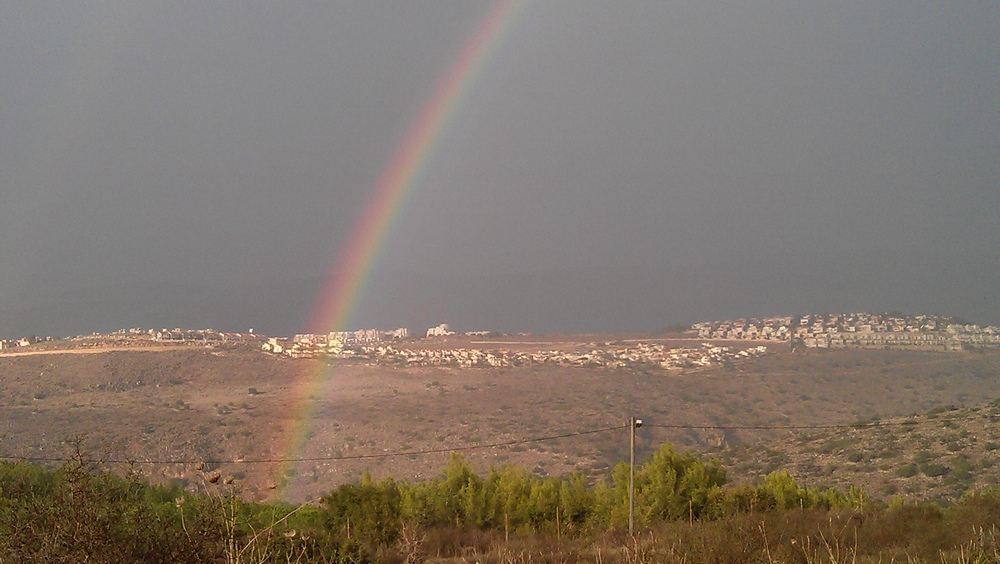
274;0;528;499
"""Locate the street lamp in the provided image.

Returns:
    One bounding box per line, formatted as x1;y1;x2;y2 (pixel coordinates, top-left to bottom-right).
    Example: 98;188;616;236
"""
629;416;642;534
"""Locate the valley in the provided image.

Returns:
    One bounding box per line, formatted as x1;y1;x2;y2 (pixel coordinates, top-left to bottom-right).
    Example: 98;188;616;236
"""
2;340;998;504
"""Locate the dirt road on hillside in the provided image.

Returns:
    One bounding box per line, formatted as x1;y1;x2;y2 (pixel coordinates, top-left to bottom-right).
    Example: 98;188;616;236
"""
0;345;201;358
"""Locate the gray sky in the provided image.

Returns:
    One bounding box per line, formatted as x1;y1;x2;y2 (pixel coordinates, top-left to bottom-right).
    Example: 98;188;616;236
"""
2;1;998;337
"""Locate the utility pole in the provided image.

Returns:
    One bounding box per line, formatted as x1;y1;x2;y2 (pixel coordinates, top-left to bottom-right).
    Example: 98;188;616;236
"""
628;416;642;535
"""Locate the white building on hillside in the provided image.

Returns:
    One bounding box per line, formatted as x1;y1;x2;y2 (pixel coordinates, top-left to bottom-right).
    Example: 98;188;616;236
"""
426;324;454;337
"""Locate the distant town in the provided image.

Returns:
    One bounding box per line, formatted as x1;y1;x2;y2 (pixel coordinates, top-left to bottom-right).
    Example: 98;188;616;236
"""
2;313;998;372
269;325;770;370
692;312;1000;350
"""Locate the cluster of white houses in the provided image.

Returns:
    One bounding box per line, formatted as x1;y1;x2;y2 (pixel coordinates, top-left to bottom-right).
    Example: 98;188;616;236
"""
153;329;268;344
263;336;769;371
692;313;1000;350
262;327;409;356
264;325;490;357
2;324;428;353
2;328;269;350
0;335;52;350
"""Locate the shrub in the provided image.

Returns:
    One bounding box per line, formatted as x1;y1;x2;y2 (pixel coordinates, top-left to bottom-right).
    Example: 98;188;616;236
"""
921;464;950;478
15;441;1000;562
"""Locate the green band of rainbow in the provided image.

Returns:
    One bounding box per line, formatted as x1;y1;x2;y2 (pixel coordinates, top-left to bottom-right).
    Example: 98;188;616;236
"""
274;0;526;500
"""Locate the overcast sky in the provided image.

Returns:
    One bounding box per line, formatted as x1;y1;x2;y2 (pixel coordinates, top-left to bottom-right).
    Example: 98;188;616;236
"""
2;1;998;337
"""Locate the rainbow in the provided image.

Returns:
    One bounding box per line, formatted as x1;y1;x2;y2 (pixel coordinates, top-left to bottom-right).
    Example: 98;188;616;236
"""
274;0;527;499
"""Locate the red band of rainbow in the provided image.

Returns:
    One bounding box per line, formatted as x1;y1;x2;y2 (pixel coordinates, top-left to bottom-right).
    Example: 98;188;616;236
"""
274;0;526;500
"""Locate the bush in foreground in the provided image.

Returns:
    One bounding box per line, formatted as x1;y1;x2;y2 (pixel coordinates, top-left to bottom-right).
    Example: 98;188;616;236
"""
4;443;1000;562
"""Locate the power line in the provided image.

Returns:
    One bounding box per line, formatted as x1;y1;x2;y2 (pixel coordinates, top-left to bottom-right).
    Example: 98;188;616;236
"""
1;425;625;466
644;414;994;431
1;411;993;467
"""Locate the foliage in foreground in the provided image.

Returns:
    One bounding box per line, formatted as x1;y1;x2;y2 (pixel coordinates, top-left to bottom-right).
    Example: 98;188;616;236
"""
3;443;1000;562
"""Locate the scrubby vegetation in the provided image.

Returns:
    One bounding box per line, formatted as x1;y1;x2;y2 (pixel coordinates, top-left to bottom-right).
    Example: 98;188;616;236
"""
721;399;1000;503
4;347;1000;502
4;443;1000;562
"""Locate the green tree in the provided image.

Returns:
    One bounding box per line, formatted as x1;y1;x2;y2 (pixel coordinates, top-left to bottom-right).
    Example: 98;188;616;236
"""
485;465;533;530
403;454;487;527
558;472;595;531
635;443;727;522
322;473;402;547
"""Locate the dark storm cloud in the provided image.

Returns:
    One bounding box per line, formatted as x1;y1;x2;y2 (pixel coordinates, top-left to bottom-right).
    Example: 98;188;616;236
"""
1;1;998;337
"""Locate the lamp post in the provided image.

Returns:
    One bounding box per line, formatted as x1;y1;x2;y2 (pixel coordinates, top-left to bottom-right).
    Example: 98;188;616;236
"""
628;416;642;534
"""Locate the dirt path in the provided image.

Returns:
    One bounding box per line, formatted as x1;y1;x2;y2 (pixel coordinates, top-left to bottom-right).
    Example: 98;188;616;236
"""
0;345;202;358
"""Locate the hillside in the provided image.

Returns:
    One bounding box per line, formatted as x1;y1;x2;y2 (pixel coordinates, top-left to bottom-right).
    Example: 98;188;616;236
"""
1;342;998;502
718;401;1000;503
